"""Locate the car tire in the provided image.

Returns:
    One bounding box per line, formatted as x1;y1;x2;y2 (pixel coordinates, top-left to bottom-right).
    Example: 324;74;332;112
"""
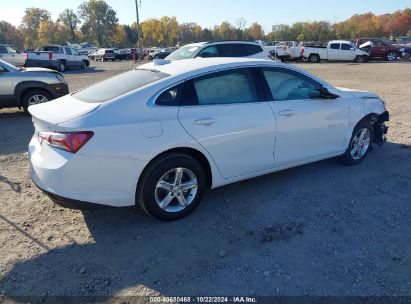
355;55;366;63
58;60;66;72
137;153;207;221
340;120;374;166
309;54;320;63
22;89;52;113
402;52;410;60
386;51;398;61
80;60;86;69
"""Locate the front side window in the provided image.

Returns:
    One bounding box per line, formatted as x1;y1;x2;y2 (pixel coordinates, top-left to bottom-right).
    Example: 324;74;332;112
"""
330;43;340;50
197;46;219;58
65;47;72;55
5;46;17;54
341;43;353;50
73;69;170;103
262;68;321;101
192;69;257;105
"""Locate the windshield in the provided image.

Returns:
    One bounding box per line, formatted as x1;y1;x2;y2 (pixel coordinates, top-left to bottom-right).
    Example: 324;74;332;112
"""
73;69;170;103
166;45;201;60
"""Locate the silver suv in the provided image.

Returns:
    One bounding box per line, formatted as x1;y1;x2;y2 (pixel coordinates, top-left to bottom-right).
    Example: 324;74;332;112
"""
0;59;69;113
166;41;274;61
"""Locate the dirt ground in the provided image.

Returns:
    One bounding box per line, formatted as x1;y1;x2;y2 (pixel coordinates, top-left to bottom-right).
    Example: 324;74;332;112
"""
0;60;410;301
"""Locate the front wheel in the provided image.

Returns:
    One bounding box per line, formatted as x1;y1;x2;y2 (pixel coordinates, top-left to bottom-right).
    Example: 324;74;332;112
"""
355;55;366;63
22;90;52;113
137;153;206;221
340;121;373;165
386;51;398;62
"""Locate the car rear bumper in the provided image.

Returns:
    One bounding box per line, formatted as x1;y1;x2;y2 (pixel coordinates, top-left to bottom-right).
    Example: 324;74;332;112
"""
25;59;59;69
28;134;146;208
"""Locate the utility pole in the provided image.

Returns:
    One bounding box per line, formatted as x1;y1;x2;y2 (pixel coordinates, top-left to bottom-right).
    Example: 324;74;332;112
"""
134;0;141;62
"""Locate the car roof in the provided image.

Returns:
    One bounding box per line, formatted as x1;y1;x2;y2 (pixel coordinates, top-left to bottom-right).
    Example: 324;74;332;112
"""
138;57;292;78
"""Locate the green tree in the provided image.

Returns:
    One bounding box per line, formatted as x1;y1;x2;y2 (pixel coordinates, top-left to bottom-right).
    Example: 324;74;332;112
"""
0;21;24;49
59;9;80;43
20;8;51;47
78;0;119;46
244;22;264;40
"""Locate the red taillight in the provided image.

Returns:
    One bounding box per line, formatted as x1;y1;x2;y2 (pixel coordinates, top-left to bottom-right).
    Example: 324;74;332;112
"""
39;131;94;153
300;47;305;56
26;52;28;60
49;52;53;60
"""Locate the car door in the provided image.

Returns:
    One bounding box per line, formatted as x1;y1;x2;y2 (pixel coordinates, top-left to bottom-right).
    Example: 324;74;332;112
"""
178;68;277;179
64;47;75;68
0;46;13;64
0;64;14;105
328;43;341;60
372;39;385;57
5;46;25;66
340;43;356;60
261;67;349;167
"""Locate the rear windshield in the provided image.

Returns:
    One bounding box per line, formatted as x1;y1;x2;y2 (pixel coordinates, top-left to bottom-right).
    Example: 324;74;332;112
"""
73;69;170;103
106;50;115;54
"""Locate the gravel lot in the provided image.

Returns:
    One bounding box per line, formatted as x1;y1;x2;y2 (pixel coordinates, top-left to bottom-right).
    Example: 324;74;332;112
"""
1;60;410;300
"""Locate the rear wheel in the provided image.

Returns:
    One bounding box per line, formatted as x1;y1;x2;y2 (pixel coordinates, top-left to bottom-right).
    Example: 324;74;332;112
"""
80;60;86;69
137;153;206;221
22;90;52;113
309;54;320;63
340;120;373;165
386;51;398;61
58;60;66;72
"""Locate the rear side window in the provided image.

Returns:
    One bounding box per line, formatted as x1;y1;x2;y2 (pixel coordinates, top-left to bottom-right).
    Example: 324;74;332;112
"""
341;44;353;50
73;69;170;103
218;44;246;57
156;85;182;106
244;44;263;55
65;47;72;55
262;68;321;101
330;43;340;50
191;68;257;105
42;46;62;53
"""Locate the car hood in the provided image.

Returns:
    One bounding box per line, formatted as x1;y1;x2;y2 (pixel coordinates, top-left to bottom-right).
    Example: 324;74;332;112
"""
28;94;101;131
336;87;379;99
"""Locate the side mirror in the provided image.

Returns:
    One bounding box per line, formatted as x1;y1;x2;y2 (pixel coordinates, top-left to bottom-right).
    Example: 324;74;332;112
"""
350;47;355;51
319;87;339;99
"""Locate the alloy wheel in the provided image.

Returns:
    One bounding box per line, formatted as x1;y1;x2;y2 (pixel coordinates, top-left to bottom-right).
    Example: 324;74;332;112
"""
28;94;49;106
154;167;198;213
350;128;371;160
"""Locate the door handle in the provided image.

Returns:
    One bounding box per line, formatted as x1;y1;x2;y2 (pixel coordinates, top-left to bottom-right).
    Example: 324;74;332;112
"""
194;118;216;126
278;110;295;117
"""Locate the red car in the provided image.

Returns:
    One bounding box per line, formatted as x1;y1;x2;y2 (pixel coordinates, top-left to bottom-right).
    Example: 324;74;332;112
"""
355;38;402;61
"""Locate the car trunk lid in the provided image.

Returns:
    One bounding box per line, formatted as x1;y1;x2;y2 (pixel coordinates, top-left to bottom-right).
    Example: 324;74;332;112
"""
28;94;101;132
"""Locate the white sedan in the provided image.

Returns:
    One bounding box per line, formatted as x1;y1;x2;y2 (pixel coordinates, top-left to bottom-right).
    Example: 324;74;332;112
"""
28;58;389;221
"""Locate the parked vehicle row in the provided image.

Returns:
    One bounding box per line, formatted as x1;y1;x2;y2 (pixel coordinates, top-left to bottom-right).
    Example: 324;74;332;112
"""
0;59;68;112
28;57;389;221
301;40;369;63
25;45;90;72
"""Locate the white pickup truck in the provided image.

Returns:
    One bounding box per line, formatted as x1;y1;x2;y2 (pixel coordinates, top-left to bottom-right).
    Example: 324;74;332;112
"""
256;41;302;61
26;45;90;72
263;41;303;61
301;40;369;63
0;44;26;66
